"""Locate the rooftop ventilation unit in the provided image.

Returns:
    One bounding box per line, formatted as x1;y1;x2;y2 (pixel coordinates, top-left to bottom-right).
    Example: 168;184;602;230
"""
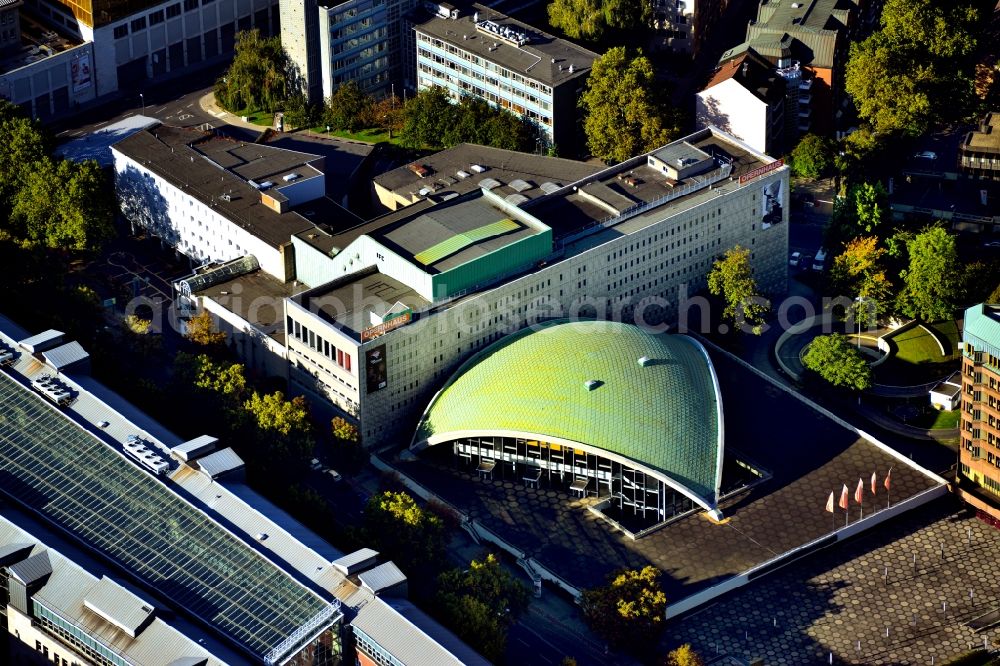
283;172;300;182
456;170;471;179
470;164;487;173
584;379;602;391
638;356;653;367
259;181;274;190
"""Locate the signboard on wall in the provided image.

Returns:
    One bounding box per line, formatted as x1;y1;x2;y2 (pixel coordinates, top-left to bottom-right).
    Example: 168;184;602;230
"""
366;345;388;393
739;158;784;185
361;310;412;342
71;54;92;93
761;179;783;228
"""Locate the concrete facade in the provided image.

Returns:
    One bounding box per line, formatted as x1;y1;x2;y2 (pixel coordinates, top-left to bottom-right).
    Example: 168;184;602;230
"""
283;130;790;446
958;303;1000;520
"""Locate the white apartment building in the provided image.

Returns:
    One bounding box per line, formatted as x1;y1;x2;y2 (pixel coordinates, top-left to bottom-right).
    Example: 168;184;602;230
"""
111;124;326;281
282;128;789;444
412;2;596;151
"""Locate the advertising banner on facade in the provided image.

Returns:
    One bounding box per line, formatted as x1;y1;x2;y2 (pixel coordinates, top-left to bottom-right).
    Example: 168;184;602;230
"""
71;54;92;92
365;345;388;394
761;179;783;227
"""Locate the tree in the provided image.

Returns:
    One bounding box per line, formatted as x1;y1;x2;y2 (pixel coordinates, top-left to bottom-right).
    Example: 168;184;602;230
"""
400;87;459;150
362;491;446;574
283;91;320;130
0;103;48;211
580;47;680;163
436;553;530;662
830;236;893;317
324;81;371;132
9;157;114;252
896;226;961;322
548;0;650;41
790;134;834;180
845;0;981;138
825;181;890;250
215;30;291;113
185;310;228;348
802;334;872;391
370;95;404;138
173;352;249;421
581;566;667;649
331;416;359;443
666;644;704;666
244;391;311;437
707;246;769;334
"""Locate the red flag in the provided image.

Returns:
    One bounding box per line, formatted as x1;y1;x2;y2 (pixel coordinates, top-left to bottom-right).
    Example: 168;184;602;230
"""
839;484;849;510
825;491;835;513
884;468;892;491
871;470;877;495
855;478;864;504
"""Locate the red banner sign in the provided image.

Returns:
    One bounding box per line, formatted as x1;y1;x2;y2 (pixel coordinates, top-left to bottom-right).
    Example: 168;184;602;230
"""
361;311;412;342
739;159;785;185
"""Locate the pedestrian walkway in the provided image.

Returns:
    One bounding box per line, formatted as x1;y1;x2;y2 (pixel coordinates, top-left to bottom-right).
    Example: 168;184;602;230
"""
197;92;271;131
666;497;1000;665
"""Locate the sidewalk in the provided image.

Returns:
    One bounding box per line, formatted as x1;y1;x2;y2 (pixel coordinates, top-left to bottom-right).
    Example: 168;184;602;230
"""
197;92;272;132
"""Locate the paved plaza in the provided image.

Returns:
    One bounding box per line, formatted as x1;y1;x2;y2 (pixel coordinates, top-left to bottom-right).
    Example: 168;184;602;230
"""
395;348;942;598
667;496;1000;665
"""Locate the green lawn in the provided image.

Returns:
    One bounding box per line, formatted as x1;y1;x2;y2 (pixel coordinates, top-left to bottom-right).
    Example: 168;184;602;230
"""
231;108;274;127
927;319;961;359
309;126;401;145
911;408;961;430
891;325;946;364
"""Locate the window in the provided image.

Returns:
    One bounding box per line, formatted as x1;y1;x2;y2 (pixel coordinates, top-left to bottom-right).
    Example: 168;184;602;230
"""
184;0;198;11
166;3;181;17
149;9;164;23
113;24;128;38
131;16;146;31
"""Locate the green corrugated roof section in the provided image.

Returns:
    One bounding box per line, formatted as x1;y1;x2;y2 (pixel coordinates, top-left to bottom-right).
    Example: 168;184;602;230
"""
415;320;722;502
414;218;521;266
964;303;1000;353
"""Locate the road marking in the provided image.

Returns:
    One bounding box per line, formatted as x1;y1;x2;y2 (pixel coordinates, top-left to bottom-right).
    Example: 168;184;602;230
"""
186;103;194;108
155;107;167;114
178;113;194;121
94;120;109;127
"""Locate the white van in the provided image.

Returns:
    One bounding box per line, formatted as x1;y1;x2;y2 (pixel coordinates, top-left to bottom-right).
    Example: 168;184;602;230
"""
812;248;828;271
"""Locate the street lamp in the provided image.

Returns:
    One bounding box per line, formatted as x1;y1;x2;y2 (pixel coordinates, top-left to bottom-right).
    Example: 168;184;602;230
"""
139;92;145;117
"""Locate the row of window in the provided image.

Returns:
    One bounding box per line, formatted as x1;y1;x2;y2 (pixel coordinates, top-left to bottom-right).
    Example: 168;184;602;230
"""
113;0;216;38
35;602;123;666
288;317;353;371
416;49;552;109
416;32;554;95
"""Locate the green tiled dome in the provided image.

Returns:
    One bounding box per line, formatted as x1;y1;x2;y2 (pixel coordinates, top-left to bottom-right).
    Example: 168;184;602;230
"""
413;320;723;506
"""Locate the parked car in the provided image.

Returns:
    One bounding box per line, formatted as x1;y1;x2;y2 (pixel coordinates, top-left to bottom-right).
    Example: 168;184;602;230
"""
327;469;343;482
789;251;802;267
983;241;1000;248
310;458;323;471
913;151;937;160
812;248;828;271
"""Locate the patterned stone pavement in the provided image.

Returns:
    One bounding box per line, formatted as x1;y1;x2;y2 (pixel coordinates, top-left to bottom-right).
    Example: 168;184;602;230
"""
667;497;1000;665
396;349;943;599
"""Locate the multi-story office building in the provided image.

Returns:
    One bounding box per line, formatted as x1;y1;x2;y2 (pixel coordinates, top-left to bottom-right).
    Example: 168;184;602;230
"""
111;124;361;281
281;128;789;444
116;126;787;447
282;0;417;101
2;0;277;118
412;2;597;150
650;0;730;56
958;303;1000;521
0;0;22;52
959;112;1000;182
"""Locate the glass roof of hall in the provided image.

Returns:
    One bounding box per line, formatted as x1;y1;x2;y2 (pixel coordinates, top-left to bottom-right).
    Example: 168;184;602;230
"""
0;372;331;659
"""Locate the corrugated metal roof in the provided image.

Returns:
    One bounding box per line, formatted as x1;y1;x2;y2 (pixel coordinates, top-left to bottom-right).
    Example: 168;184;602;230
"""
18;329;64;353
171;435;219;461
83;576;155;638
358;562;406;594
351;596;491;666
195;447;244;478
42;341;90;370
332;548;379;575
9;551;52;585
0;541;34;564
